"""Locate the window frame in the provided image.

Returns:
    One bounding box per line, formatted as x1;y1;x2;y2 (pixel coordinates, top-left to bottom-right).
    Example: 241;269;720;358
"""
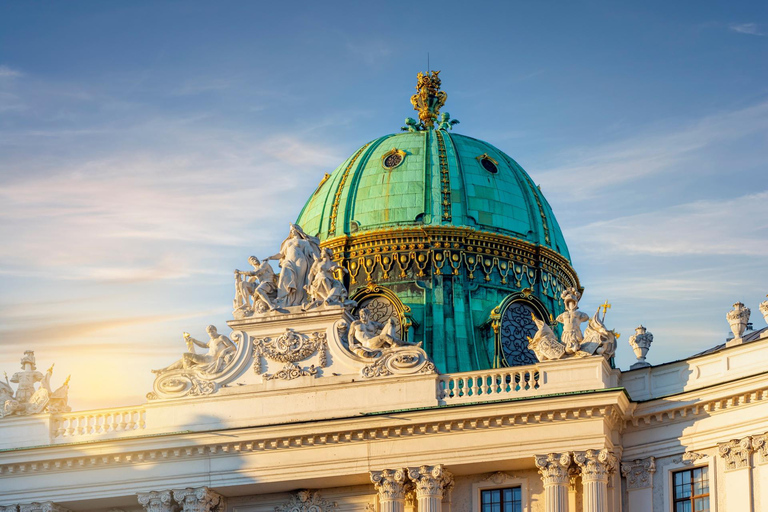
672;466;710;511
663;455;718;512
472;474;529;512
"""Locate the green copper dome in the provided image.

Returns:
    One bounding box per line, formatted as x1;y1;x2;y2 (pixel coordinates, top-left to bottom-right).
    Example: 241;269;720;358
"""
295;71;579;374
297;130;570;261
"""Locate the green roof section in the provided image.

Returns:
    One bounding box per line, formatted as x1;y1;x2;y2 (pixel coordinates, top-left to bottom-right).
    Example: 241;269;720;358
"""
297;131;571;262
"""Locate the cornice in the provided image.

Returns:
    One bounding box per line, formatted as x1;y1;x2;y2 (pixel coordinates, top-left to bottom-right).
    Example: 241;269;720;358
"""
0;391;627;477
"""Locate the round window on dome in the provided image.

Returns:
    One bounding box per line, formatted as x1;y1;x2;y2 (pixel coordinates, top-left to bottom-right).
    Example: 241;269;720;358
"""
476;153;499;174
381;148;406;170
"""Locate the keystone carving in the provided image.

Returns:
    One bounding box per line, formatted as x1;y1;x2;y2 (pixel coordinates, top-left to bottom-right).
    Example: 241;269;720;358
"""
574;449;617;482
173;487;223;512
535;453;572;486
719;437;753;471
620;457;656;490
407;464;454;498
371;468;410;501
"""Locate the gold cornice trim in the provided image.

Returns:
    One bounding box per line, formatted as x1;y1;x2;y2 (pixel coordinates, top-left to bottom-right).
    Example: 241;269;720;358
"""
329;143;370;236
434;130;452;222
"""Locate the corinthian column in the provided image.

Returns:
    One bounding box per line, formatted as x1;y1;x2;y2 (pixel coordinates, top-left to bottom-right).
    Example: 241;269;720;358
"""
574;449;617;512
173;488;223;512
371;468;410;512
138;491;175;512
407;465;454;512
535;453;572;512
620;457;655;512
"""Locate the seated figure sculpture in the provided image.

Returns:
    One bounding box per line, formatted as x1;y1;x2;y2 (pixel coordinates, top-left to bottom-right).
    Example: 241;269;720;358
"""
304;249;352;310
348;308;413;358
153;325;236;375
234;256;279;314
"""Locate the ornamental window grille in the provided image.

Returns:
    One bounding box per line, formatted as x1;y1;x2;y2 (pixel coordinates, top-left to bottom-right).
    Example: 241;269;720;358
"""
499;302;539;366
480;488;521;512
673;466;709;512
354;296;402;339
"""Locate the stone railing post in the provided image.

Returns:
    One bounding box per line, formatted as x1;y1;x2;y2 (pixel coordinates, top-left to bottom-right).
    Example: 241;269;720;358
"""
719;437;754;511
574;449;617;512
173;488;223;512
620;457;655;511
407;465;454;512
371;469;410;512
138;491;176;512
534;453;571;512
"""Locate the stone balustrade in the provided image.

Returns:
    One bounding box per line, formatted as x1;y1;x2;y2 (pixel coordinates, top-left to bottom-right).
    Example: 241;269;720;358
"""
437;366;541;402
51;406;146;438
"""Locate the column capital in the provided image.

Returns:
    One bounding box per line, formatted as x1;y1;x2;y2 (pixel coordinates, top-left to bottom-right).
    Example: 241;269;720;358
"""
371;468;410;501
574;449;617;483
173;488;223;512
753;433;768;464
718;436;753;471
1;507;18;512
138;491;176;512
407;465;454;499
535;453;572;486
19;505;71;512
620;457;656;490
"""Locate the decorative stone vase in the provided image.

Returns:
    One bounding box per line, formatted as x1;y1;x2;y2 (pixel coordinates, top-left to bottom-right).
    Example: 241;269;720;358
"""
726;302;751;340
760;298;768;325
628;325;653;369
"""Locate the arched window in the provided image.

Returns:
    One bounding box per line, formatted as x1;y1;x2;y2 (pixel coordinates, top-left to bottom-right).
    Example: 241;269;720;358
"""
492;296;549;367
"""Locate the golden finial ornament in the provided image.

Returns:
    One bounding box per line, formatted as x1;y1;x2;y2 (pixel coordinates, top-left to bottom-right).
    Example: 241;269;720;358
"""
410;70;447;129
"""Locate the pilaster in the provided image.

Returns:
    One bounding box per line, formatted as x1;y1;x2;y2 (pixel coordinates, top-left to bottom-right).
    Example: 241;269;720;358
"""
371;469;410;512
138;491;176;512
719;437;754;511
534;453;571;512
173;488;223;512
620;457;655;511
574;449;617;512
408;465;454;512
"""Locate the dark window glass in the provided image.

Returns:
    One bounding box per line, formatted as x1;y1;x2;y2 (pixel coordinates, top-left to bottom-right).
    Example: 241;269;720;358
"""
480;487;521;512
481;157;498;173
673;467;709;512
500;302;539;366
383;153;403;168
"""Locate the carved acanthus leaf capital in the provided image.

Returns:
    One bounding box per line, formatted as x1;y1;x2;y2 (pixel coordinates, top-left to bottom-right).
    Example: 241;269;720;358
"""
138;491;176;512
19;505;71;512
620;457;656;490
371;468;410;501
574;449;617;482
275;490;337;512
719;437;753;471
534;453;572;486
407;465;454;499
173;487;223;512
753;433;768;464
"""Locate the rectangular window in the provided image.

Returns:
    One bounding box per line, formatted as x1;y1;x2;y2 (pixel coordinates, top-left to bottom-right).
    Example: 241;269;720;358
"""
480;487;522;512
673;466;710;512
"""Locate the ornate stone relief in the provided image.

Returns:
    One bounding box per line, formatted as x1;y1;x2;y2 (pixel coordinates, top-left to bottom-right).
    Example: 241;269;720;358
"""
719;436;754;471
173;488;223;512
620;457;656;490
148;327;250;400
0;351;70;419
336;307;435;379
232;225;355;319
274;490;336;512
138;491;176;512
628;325;653;369
253;328;327;380
528;289;617;363
726;302;751;341
573;449;618;482
408;465;454;498
672;451;708;465
370;468;410;501
535;453;572;486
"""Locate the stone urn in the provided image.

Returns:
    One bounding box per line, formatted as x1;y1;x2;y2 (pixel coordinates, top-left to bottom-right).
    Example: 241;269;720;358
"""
726;302;751;341
760;298;768;325
628;325;653;369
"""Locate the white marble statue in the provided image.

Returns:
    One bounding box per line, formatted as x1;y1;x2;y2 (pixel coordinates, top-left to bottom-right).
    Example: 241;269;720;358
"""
580;309;617;359
1;351;70;418
727;302;751;340
527;314;566;361
628;325;653;369
759;296;768;325
348;308;413;357
266;224;321;308
304;249;353;310
234;256;279;314
555;288;589;354
153;326;236;375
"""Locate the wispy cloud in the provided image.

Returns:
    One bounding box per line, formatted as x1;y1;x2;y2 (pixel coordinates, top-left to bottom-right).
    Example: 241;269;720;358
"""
536;101;768;200
569;191;768;257
0;65;23;78
729;23;765;36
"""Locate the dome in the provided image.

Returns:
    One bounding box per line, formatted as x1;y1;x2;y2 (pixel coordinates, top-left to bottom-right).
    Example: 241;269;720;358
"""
295;71;580;373
297;131;571;261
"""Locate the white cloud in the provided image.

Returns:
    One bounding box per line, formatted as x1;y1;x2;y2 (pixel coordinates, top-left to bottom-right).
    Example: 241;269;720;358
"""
569;191;768;257
0;65;22;78
729;23;765;36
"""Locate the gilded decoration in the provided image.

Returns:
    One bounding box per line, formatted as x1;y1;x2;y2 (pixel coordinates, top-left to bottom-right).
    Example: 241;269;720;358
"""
320;226;579;298
410;70;447;129
351;283;413;341
434;129;452;221
329;143;371;236
381;148;406;170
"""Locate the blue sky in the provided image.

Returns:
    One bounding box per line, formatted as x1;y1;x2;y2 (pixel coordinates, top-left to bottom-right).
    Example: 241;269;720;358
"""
1;1;766;409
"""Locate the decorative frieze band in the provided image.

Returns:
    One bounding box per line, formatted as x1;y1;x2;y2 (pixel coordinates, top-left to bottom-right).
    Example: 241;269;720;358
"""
620;457;656;490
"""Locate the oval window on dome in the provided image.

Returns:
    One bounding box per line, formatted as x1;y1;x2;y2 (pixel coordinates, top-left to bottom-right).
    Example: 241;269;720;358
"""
476;153;499;174
381;148;406;170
